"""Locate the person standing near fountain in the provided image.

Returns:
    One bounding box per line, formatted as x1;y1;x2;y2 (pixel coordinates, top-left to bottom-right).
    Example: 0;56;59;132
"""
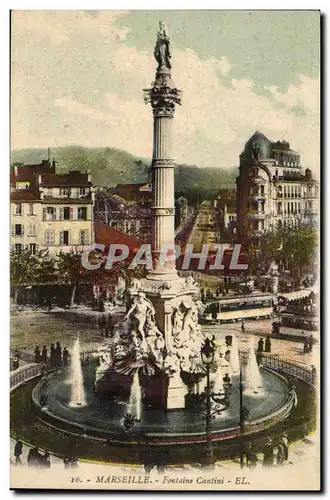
41;345;47;363
257;337;264;353
265;336;271;353
262;437;274;467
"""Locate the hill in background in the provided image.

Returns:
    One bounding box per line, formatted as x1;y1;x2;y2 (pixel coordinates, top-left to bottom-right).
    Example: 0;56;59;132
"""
11;146;237;201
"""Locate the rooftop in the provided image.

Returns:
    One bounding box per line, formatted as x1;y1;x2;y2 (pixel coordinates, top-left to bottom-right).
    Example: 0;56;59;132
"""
39;172;92;187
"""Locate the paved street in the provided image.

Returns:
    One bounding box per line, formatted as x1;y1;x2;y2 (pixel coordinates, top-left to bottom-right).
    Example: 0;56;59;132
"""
10;305;318;371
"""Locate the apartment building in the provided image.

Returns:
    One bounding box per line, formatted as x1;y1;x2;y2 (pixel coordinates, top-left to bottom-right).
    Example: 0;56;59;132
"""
10;159;94;254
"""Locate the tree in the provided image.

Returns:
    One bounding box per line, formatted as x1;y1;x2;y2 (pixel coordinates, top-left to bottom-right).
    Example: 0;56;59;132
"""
33;250;57;284
259;225;318;275
115;260;147;293
56;249;85;307
10;248;52;303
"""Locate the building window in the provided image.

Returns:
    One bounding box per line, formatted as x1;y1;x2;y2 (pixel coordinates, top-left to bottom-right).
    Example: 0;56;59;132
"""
29;243;36;255
260;185;265;195
79;187;86;196
80;230;89;245
59;187;71;197
45;230;55;246
15;244;22;254
44;207;57;220
60;207;73;220
15;224;23;236
60;231;69;245
78;207;87;221
275;169;279;177
15;203;22;215
28;224;36;236
29;203;34;215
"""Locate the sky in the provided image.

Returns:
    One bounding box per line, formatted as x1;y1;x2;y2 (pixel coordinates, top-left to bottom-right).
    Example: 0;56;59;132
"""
11;10;320;171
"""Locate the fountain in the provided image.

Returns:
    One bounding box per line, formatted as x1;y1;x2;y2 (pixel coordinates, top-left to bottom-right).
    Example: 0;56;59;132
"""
244;341;263;395
128;371;142;421
229;335;240;375
69;337;86;407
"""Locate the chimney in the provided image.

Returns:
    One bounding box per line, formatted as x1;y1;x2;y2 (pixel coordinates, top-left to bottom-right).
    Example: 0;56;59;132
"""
14;165;18;176
52;158;56;169
48;147;51;163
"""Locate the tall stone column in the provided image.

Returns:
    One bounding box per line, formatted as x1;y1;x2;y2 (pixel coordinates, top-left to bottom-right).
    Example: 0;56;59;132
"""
144;67;182;281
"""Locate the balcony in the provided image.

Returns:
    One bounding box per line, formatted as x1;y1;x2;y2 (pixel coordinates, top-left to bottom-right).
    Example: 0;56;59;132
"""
249;193;266;201
248;212;266;220
42;194;92;202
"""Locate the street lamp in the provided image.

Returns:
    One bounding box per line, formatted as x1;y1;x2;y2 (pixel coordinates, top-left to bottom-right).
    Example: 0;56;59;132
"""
239;366;250;469
188;337;231;468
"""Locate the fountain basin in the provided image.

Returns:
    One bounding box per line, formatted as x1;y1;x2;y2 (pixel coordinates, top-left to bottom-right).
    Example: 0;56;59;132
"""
32;362;294;444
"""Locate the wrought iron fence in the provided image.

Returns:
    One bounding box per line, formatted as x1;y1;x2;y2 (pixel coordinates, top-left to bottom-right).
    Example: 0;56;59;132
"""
10;349;99;392
239;349;316;386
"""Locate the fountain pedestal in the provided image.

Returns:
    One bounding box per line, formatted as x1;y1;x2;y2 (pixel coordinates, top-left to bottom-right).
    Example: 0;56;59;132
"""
167;373;186;410
130;277;201;410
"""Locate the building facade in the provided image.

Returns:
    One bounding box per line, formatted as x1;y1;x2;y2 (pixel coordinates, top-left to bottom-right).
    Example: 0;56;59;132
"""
10;159;94;254
94;183;153;243
236;131;319;243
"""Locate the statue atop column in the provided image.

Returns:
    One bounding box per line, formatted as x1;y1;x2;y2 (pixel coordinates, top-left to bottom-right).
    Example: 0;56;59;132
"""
154;21;172;71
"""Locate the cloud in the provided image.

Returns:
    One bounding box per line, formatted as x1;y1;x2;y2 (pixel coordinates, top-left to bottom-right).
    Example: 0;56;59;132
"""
11;11;320;175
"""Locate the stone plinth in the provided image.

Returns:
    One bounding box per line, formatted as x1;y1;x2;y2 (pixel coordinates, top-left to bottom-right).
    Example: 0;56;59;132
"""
167;372;186;410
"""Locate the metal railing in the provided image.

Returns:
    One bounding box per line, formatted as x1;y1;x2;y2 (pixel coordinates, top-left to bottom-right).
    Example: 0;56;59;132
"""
10;349;99;392
239;350;316;387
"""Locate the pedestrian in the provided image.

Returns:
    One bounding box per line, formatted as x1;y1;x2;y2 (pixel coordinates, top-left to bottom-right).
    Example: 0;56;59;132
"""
241;320;245;333
70;457;78;468
34;345;41;363
265;336;271;353
55;341;62;367
246;442;258;469
41;345;47;363
50;344;55;367
63;456;71;468
13;357;19;370
311;365;317;383
27;447;42;467
262;437;274;467
280;431;289;461
303;340;309;354
211;303;217;322
105;312;114;338
40;451;51;468
62;347;69;366
225;335;233;347
276;444;285;465
308;335;314;352
257;338;264;353
14;439;23;465
98;314;106;337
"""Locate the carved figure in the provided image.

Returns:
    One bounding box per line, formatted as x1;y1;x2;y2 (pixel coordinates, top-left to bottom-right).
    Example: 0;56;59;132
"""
154;21;172;71
124;292;155;342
